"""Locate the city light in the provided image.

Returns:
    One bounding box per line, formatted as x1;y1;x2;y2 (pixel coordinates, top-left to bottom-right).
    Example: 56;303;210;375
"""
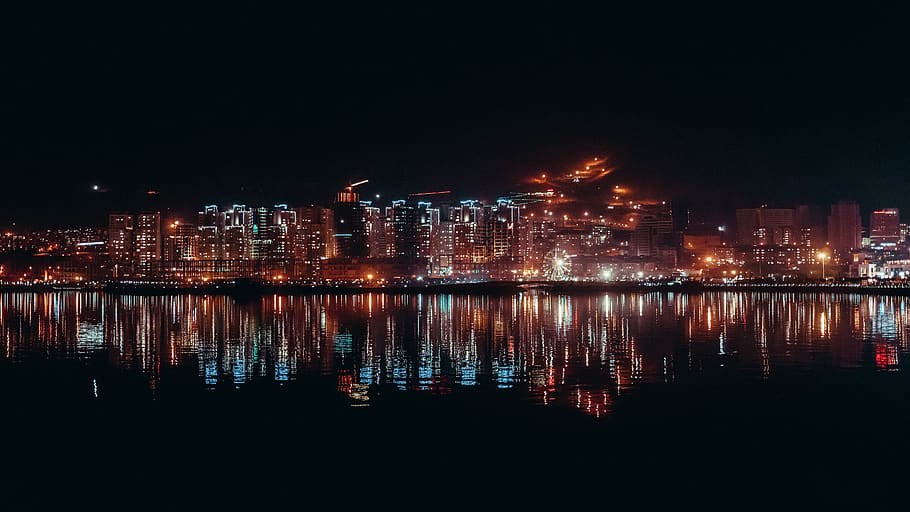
817;252;829;280
0;180;903;288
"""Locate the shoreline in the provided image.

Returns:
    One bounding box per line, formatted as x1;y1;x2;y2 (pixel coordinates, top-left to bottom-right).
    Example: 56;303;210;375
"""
0;280;909;296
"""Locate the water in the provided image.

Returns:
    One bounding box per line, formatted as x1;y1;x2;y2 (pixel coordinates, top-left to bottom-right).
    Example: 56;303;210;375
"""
2;290;909;507
1;291;907;411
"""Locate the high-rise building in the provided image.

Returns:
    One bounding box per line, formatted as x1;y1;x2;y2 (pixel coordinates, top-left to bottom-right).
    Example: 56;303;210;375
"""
249;206;273;260
416;201;440;264
434;220;455;276
134;212;161;274
391;200;418;261
827;201;862;259
490;199;520;260
333;188;369;258
222;205;251;259
631;212;673;258
197;205;221;260
165;222;198;261
294;206;332;279
108;213;134;277
362;203;387;258
870;208;900;248
271;205;297;261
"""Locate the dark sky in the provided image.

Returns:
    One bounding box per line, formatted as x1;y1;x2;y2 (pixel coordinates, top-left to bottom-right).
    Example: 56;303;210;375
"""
2;3;909;227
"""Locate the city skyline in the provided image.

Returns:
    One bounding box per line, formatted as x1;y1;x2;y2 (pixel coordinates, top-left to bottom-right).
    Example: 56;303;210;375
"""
2;177;909;285
5;6;910;507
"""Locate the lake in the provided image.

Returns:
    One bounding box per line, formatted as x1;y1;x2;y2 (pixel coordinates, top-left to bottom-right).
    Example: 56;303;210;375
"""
2;290;908;507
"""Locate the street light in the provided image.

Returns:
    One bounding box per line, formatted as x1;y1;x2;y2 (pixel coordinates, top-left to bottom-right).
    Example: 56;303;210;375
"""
817;252;829;281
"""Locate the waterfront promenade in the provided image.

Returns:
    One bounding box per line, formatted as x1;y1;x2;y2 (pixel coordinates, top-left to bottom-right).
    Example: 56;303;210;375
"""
1;279;909;296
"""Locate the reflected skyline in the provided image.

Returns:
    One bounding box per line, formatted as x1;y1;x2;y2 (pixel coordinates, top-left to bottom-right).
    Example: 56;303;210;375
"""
1;291;908;417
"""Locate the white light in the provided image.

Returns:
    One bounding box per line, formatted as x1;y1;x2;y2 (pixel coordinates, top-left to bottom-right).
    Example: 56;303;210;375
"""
92;185;99;191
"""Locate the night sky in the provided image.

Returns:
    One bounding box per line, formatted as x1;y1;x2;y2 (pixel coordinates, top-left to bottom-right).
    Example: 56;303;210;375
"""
2;4;908;227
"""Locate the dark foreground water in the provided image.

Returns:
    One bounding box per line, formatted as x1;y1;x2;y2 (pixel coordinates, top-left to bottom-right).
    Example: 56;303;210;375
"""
2;291;909;507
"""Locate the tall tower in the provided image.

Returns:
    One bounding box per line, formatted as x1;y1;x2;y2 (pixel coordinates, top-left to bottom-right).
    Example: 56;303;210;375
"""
391;200;418;261
134;212;161;275
249;206;273;260
294;206;332;279
332;181;369;258
108;213;134;278
271;204;297;261
222;205;251;260
197;205;222;260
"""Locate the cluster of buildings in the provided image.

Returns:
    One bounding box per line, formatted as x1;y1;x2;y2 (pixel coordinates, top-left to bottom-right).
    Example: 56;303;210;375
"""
682;202;909;281
1;179;908;284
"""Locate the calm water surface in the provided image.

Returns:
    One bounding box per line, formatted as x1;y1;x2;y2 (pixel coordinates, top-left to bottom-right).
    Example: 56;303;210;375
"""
1;290;907;418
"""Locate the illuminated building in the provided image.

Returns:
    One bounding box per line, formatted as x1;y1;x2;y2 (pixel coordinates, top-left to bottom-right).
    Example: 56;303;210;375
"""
416;201;439;262
515;220;534;273
870;208;900;248
452;222;474;272
391;200;418;261
488;199;520;260
450;200;483;276
745;245;819;268
263;204;297;261
630;211;673;259
248;206;272;260
433;220;455;276
197;205;221;259
382;205;396;257
221;205;251;260
294;206;332;279
333;186;369;258
108;213;133;277
134;212;161;276
362;203;387;258
165;222;198;261
827;201;862;261
105;211;160;278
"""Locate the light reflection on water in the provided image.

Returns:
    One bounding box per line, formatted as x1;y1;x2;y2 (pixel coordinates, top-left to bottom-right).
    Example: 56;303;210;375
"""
1;291;908;417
